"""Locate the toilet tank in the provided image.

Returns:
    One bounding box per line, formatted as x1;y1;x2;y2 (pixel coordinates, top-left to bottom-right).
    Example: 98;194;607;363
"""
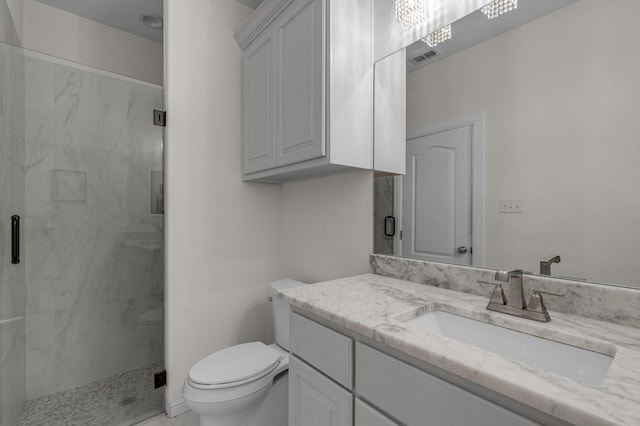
270;279;307;351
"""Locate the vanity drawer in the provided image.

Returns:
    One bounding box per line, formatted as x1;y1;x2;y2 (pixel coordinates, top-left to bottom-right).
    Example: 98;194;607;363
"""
355;343;537;426
290;313;353;389
355;398;400;426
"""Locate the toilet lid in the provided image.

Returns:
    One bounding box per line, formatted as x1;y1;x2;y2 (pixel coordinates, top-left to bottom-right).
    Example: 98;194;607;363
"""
189;342;282;387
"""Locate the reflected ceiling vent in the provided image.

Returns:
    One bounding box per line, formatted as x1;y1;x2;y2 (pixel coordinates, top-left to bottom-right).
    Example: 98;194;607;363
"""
408;50;438;65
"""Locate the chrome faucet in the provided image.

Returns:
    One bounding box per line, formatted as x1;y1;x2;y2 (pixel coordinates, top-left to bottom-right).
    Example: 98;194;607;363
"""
482;270;561;322
495;269;526;309
540;255;561;276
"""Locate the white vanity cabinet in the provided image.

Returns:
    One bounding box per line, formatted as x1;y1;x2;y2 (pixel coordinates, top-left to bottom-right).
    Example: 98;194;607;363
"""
289;357;352;426
356;343;537;426
289;310;555;426
355;399;399;426
236;0;375;182
289;312;353;426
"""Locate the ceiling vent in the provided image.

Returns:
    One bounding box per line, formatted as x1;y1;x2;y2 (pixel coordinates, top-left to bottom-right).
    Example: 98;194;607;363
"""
409;50;438;65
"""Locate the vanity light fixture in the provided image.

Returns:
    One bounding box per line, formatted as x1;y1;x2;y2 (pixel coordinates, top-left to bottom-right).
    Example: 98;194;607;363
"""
481;0;518;19
395;0;427;29
422;24;452;47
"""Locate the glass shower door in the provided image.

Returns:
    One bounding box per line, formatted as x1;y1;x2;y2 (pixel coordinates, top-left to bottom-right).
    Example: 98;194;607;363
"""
18;50;164;425
0;40;27;426
1;5;163;424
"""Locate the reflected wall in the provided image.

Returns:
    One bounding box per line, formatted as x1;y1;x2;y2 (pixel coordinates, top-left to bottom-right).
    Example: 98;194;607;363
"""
406;0;640;287
374;176;394;256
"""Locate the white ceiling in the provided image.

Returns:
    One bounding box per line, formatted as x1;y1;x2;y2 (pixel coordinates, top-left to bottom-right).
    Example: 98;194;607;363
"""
37;0;567;58
406;0;576;73
35;0;164;43
35;0;265;44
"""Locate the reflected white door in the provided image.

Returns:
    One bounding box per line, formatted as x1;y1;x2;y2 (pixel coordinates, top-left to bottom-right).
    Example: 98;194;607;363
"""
402;124;473;265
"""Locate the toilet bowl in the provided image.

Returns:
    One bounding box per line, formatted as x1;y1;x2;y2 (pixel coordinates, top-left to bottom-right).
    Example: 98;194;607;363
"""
183;279;306;426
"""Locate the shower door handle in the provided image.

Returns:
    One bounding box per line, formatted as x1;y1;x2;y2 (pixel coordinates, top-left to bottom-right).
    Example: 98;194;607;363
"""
11;215;20;264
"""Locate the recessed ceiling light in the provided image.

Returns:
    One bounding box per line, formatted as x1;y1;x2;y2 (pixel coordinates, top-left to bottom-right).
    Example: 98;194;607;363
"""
140;14;163;29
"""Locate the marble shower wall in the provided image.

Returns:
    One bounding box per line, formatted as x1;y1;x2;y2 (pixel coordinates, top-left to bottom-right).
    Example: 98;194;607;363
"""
24;54;164;400
0;41;26;426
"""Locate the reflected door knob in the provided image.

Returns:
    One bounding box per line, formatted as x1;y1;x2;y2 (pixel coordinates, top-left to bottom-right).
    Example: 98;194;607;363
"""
457;246;468;254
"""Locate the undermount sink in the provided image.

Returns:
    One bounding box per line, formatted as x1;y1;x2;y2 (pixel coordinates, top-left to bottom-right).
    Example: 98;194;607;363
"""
404;310;614;385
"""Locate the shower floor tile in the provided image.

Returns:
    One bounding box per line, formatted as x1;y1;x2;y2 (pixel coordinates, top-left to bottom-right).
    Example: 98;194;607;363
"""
18;364;164;426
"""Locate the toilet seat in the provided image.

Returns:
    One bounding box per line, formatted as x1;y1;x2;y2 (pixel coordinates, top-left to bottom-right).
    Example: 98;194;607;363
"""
188;342;282;390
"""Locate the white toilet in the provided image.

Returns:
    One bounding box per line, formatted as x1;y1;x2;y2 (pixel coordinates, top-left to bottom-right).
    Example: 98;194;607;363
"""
183;279;306;426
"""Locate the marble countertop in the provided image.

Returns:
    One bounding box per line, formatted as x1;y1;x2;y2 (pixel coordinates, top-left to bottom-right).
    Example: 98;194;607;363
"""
278;274;640;426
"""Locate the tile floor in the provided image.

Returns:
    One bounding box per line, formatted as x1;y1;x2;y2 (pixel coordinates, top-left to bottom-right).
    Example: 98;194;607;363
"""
18;364;164;426
136;411;198;426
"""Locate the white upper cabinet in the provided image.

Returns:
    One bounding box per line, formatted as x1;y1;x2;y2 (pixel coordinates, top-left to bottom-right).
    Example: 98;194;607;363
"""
243;29;276;173
236;0;375;182
374;48;406;175
276;0;324;167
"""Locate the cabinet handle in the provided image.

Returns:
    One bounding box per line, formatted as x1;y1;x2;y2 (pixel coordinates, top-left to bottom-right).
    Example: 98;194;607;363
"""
11;215;20;264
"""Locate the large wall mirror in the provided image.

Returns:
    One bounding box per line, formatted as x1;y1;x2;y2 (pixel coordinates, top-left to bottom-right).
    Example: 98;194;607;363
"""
373;0;640;289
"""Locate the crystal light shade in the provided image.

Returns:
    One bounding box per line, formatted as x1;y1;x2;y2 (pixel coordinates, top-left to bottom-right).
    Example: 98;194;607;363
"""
422;24;452;47
481;0;518;19
395;0;427;29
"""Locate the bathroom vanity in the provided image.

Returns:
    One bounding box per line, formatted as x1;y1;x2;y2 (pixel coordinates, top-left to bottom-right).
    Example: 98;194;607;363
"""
288;310;539;425
279;272;640;425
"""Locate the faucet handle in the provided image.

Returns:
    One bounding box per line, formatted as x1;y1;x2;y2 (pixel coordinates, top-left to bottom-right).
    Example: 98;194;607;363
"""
478;281;507;305
489;284;507;305
527;289;564;315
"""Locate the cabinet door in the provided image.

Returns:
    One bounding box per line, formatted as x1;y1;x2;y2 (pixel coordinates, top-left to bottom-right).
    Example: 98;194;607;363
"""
356;343;538;426
275;0;325;166
374;48;406;174
355;399;400;426
289;356;352;426
243;30;276;173
328;0;373;169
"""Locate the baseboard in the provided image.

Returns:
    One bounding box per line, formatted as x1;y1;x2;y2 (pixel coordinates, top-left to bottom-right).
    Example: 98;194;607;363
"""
167;398;190;418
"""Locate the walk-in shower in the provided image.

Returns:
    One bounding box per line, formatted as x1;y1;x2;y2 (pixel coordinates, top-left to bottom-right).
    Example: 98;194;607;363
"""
0;25;165;426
